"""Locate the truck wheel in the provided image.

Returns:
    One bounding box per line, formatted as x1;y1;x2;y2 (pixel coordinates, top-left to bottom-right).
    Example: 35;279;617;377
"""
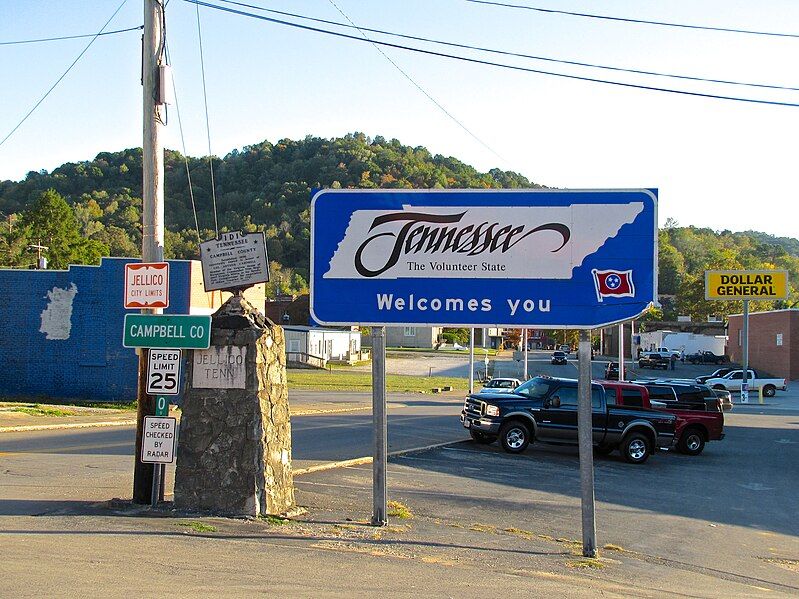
470;429;497;445
499;421;531;454
677;428;705;456
638;360;646;368
762;384;776;397
620;432;651;464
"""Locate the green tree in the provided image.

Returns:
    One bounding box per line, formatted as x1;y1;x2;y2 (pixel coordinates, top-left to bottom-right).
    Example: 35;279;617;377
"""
21;189;108;268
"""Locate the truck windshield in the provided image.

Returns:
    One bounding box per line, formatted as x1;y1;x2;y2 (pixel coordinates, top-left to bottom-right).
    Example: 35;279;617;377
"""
515;377;555;399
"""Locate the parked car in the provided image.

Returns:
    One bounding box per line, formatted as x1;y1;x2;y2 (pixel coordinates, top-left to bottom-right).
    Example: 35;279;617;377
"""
551;351;568;365
695;367;734;384
629;380;725;455
653;347;681;359
604;361;619;380
638;352;670;370
461;376;676;463
478;377;522;394
704;369;787;397
558;344;572;354
686;350;726;365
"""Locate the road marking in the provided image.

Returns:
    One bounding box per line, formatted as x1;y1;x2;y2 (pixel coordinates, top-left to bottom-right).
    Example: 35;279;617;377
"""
0;441;132;454
738;482;775;491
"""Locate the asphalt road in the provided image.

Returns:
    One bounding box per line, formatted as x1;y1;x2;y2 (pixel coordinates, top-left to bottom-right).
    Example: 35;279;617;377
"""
0;392;468;515
298;400;799;593
1;362;797;593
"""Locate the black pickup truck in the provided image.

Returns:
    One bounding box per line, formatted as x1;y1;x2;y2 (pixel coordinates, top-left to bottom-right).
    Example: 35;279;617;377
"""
461;376;676;464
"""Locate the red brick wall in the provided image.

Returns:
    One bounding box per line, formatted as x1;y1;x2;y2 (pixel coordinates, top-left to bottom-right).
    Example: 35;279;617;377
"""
727;310;798;380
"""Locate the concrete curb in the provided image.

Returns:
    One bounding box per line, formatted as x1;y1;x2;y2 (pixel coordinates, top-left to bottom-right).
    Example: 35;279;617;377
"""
0;419;137;433
293;439;462;476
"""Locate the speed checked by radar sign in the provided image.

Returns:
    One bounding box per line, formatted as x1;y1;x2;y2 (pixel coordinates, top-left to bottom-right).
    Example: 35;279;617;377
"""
146;349;181;395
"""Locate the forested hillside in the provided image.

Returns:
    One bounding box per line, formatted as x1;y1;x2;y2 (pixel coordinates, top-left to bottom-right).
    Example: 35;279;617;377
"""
1;133;796;318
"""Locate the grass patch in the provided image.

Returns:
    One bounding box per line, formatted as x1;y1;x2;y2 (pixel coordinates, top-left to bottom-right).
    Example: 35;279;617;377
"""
566;558;605;569
176;521;217;533
387;500;413;520
602;543;625;552
260;514;292;525
11;404;76;417
287;370;468;392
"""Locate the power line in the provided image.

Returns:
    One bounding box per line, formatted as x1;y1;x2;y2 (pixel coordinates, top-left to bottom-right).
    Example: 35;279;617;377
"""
215;0;799;93
195;0;220;237
182;0;799;108
0;0;129;149
165;43;202;246
325;0;507;164
463;0;799;39
0;25;143;46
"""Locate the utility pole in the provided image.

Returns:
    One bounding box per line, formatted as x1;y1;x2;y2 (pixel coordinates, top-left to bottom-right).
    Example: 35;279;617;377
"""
741;300;750;403
133;0;166;504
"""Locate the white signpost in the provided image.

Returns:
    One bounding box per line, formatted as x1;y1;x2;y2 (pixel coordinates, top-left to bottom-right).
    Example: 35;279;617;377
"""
141;416;177;464
199;231;269;291
146;349;182;395
124;262;170;308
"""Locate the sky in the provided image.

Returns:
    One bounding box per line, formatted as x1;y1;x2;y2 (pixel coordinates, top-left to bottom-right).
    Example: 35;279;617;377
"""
1;0;798;237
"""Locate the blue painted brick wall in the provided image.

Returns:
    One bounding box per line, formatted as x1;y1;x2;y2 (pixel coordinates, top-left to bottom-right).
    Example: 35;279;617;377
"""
0;257;192;402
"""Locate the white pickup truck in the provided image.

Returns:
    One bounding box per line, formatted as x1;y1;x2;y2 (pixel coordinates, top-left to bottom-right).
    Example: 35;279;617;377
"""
704;369;787;397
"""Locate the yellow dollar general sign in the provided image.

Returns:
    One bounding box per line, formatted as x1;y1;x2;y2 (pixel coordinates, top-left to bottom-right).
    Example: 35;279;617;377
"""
705;270;789;300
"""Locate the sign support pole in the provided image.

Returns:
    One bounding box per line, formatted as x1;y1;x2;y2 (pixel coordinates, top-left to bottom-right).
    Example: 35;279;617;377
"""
371;326;387;526
618;323;625;381
468;328;475;394
577;329;597;557
741;300;750;404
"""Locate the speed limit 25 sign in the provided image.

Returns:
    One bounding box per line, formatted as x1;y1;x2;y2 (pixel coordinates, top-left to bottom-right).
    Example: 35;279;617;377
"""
147;349;182;395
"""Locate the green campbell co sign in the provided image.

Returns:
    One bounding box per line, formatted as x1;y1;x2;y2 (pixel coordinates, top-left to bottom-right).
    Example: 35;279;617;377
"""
123;314;212;349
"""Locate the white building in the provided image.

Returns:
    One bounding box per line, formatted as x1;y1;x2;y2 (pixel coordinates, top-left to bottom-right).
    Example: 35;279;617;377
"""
284;326;361;365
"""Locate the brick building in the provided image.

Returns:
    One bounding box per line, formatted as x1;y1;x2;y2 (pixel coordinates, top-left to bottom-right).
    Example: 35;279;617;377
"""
727;309;799;381
0;257;265;402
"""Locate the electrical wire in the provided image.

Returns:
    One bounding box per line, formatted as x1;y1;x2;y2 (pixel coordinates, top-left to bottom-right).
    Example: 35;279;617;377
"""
182;0;799;108
0;25;142;46
165;43;202;247
325;0;507;164
195;1;220;237
463;0;799;39
0;0;129;149
215;0;799;93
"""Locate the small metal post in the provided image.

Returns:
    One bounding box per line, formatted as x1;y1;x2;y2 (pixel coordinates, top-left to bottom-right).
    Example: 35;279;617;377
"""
523;329;528;379
468;328;475;394
741;300;750;403
618;323;625;381
371;326;387;526
577;329;597;557
151;463;162;507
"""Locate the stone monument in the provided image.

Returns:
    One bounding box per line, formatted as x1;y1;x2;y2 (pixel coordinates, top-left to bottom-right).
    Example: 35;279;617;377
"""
174;293;295;516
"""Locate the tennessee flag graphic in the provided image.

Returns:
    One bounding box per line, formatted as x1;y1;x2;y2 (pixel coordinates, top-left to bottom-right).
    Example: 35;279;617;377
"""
592;269;635;302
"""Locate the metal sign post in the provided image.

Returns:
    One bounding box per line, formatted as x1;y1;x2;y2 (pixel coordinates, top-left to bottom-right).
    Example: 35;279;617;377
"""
577;329;597;557
618;323;625;381
703;270;789;404
523;329;528;379
468;328;475;393
371;327;387;526
741;300;750;403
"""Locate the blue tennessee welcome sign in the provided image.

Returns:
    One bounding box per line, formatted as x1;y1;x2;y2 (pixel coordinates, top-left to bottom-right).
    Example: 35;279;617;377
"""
310;189;657;329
